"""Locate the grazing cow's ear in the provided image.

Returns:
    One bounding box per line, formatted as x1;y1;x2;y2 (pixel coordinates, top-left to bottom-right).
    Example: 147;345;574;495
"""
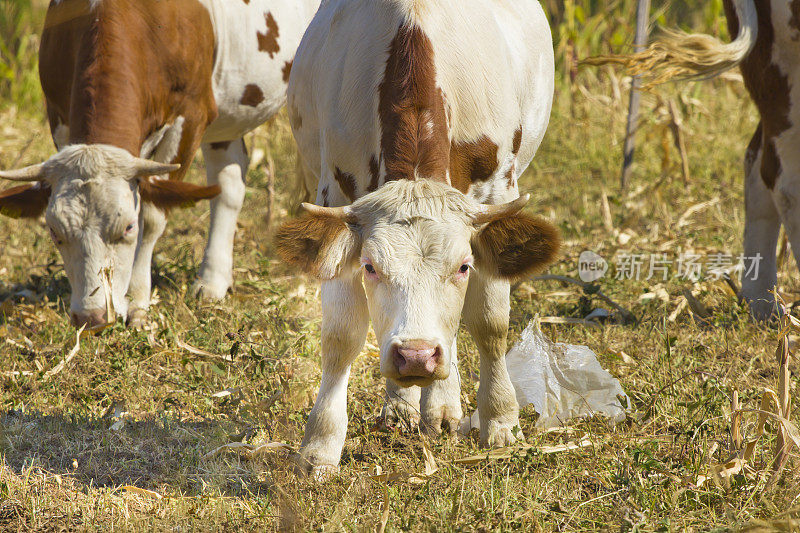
139;177;221;210
0;183;51;219
472;213;560;280
274;212;360;279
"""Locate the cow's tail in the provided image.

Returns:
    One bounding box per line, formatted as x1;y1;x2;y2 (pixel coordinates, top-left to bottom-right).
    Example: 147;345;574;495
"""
583;0;757;85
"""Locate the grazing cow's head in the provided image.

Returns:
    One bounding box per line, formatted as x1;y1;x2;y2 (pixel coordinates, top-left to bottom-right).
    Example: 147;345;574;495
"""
276;180;560;387
0;144;220;328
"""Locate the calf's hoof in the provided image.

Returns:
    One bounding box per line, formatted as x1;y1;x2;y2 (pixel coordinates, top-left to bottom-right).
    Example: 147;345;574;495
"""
380;400;421;432
481;419;522;448
421;404;462;437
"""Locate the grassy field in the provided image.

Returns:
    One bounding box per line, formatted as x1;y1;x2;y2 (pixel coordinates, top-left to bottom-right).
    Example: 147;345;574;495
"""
0;1;798;531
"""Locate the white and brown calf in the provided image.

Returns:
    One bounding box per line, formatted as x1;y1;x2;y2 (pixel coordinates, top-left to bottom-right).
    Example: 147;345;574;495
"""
0;0;319;327
276;0;558;477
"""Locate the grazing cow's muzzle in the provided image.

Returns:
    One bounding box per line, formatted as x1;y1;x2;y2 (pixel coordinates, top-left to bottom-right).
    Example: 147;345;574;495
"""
392;340;442;378
71;308;107;329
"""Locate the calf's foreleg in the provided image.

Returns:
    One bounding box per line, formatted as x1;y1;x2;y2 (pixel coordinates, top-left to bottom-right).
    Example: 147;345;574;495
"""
463;272;520;447
298;273;369;478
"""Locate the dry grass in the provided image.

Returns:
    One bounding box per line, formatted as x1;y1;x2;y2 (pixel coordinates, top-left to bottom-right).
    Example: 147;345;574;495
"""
1;2;799;532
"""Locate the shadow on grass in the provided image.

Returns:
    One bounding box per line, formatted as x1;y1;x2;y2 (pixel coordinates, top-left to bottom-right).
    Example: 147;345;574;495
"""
0;410;278;497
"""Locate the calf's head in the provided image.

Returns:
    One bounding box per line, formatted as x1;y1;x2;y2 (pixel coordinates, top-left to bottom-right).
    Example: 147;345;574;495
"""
276;180;560;388
0;144;219;328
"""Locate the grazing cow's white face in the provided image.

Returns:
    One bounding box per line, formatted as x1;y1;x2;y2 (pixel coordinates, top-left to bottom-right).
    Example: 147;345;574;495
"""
45;149;145;325
276;180;560;388
0;144;213;328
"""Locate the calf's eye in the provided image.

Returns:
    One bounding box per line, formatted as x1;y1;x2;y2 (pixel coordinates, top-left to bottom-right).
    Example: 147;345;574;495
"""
364;264;376;274
459;264;470;274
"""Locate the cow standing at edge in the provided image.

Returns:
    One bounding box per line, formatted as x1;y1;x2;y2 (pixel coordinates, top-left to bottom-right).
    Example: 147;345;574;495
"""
591;0;800;320
275;0;560;477
0;0;320;328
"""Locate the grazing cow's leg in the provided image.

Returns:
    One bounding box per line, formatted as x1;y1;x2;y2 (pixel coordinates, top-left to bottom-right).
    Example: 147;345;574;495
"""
299;272;369;477
420;337;462;435
382;380;421;430
195;139;249;300
741;125;781;319
127;202;168;327
463;272;520;447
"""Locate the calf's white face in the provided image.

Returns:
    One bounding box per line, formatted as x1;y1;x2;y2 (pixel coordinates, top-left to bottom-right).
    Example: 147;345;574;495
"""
276;180;560;387
0;144;219;328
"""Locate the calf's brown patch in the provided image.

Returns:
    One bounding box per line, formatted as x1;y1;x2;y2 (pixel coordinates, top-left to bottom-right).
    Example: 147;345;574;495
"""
274;214;358;279
473;213;561;281
512;127;522;155
449;136;499;192
378;24;449;185
321;185;330;207
334;167;357;202
257;12;280;58
240;84;264;107
367;156;381;192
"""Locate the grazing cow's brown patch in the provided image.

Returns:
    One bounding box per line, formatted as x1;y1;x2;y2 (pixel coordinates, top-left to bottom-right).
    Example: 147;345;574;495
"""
378;24;449;185
725;0;790;189
240;84;264;107
243;0;250;3
0;183;51;219
210;141;231;151
334;167;357;202
257;12;280;58
282;60;293;83
39;0;217;182
449;136;499;192
512;127;522;155
321;185;330;207
139;179;220;211
367;156;381;192
472;213;561;281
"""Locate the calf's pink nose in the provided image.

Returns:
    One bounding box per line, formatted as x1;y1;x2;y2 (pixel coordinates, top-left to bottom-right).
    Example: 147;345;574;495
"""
394;341;440;377
71;308;107;329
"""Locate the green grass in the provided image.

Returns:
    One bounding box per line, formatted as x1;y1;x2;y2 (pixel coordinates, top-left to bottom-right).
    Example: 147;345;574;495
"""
0;1;798;531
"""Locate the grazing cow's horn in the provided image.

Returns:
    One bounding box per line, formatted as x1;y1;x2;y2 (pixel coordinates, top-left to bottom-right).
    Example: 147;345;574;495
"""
301;202;356;222
0;163;45;182
472;193;530;224
129;158;181;178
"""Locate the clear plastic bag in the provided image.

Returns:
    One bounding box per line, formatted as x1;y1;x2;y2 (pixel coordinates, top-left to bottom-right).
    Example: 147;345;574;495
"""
459;317;629;433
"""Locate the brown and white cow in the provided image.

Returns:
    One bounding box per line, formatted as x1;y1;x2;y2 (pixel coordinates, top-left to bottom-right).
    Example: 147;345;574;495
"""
275;0;560;477
0;0;319;328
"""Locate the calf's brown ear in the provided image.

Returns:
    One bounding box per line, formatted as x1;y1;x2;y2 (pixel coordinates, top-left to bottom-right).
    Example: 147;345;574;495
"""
0;183;51;218
472;213;560;280
274;213;360;280
139;177;221;210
